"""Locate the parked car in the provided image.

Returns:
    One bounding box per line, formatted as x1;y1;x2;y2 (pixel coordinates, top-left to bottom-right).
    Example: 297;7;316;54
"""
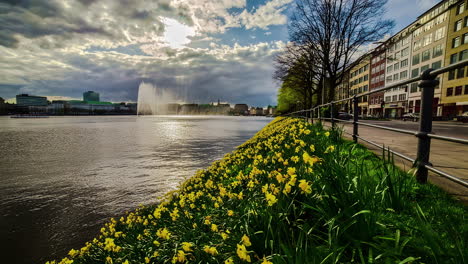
337;112;353;120
457;111;468;123
402;113;419;122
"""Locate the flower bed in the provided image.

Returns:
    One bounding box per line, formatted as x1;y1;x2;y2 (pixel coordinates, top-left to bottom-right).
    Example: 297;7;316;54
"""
48;117;467;264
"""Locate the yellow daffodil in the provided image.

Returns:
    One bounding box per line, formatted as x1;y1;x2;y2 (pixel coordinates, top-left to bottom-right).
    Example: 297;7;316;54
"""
298;180;312;194
236;244;251;262
241;234;252;246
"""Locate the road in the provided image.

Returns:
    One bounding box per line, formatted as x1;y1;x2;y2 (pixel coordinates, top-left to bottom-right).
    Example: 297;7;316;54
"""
317;119;468;203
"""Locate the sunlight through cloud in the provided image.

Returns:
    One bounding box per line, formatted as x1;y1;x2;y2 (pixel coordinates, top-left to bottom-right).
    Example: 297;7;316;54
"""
161;17;196;49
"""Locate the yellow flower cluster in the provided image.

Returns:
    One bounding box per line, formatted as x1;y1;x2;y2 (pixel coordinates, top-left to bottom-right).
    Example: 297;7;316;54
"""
48;117;335;264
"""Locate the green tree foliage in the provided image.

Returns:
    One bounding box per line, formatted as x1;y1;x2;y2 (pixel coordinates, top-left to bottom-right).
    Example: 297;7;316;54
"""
277;81;302;113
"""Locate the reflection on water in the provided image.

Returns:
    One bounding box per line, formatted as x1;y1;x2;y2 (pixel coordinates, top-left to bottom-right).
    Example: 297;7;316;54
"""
0;115;271;264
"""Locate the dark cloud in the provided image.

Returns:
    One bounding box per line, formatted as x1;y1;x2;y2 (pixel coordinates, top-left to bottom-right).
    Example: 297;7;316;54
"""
0;2;113;48
0;0;189;48
0;1;289;106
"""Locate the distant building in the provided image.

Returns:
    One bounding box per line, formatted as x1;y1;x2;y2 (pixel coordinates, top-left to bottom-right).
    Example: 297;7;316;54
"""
83;91;100;102
16;94;48;107
216;103;231;115
256;107;265;116
180;104;199;115
267;105;277;116
249;107;256;115
167;103;180;114
234;104;249;115
0;97;5;115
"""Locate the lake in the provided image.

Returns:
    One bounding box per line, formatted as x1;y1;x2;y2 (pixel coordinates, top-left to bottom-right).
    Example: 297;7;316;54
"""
0;115;271;264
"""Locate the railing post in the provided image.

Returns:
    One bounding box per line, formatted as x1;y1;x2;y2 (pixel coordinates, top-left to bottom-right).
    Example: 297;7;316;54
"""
330;102;335;128
318;106;321;122
415;69;439;183
353;96;358;143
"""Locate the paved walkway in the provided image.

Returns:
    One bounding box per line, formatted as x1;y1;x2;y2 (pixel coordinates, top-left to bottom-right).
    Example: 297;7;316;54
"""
314;119;468;204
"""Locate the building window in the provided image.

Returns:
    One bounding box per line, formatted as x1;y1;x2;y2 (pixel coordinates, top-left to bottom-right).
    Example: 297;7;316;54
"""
385;96;391;102
451;53;459;64
457;3;465;15
457;67;465;79
410;83;418;93
364;74;368;81
464;85;468;95
411;68;420;78
460;49;468;61
400;70;408;79
363;85;368;91
392;95;398;102
448;70;456;80
393;73;399;81
394;62;400;71
423;34;432;46
446;87;453;96
413;40;422;51
455;86;463;96
401;59;408;68
421;50;430;61
431;60;442;69
453;36;461;48
455;19;462;32
401;47;409;57
464;33;468;45
386;76;392;83
412;54;420;65
387;65;393;72
398;94;406;101
421;65;429;72
434;27;445;41
433;44;443;58
465;16;468;27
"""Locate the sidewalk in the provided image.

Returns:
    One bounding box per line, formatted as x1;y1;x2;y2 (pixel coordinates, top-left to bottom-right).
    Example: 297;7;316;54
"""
315;119;468;204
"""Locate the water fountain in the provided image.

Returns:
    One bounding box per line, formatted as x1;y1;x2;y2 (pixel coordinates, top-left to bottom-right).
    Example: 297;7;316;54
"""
137;82;179;115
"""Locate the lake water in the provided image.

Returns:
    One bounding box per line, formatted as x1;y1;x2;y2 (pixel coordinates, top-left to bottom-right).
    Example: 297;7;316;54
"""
0;115;271;264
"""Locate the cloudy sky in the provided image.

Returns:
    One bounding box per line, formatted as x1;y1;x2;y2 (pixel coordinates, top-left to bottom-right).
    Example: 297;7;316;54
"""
0;0;439;106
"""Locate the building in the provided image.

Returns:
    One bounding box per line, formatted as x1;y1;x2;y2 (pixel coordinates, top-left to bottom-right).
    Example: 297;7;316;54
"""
383;23;414;118
441;0;468;117
407;1;452;116
266;105;277;116
16;94;48;107
349;54;370;116
234;104;249;115
0;97;5;115
369;44;387;117
336;71;350;112
255;107;265;116
83;91;100;102
180;104;199;115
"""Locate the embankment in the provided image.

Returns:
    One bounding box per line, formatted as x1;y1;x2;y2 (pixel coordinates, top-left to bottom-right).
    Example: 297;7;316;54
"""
48;117;467;264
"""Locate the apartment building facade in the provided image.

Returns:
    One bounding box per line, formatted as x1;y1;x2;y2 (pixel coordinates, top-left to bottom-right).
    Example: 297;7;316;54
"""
333;0;468;118
407;1;453;116
349;55;370;116
369;44;387;117
335;71;350;112
441;0;468;116
383;25;414;118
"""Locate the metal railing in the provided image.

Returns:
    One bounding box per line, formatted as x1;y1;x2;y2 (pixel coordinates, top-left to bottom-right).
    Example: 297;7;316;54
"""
285;59;468;188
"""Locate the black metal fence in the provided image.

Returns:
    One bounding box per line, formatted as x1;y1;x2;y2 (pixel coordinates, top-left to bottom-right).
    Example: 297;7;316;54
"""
285;59;468;188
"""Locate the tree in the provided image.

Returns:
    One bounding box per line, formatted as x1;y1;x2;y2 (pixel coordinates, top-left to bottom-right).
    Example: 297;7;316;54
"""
276;81;302;114
274;42;321;111
289;0;394;103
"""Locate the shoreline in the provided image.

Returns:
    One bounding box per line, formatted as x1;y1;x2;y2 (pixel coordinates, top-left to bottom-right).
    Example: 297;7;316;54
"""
46;117;467;264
